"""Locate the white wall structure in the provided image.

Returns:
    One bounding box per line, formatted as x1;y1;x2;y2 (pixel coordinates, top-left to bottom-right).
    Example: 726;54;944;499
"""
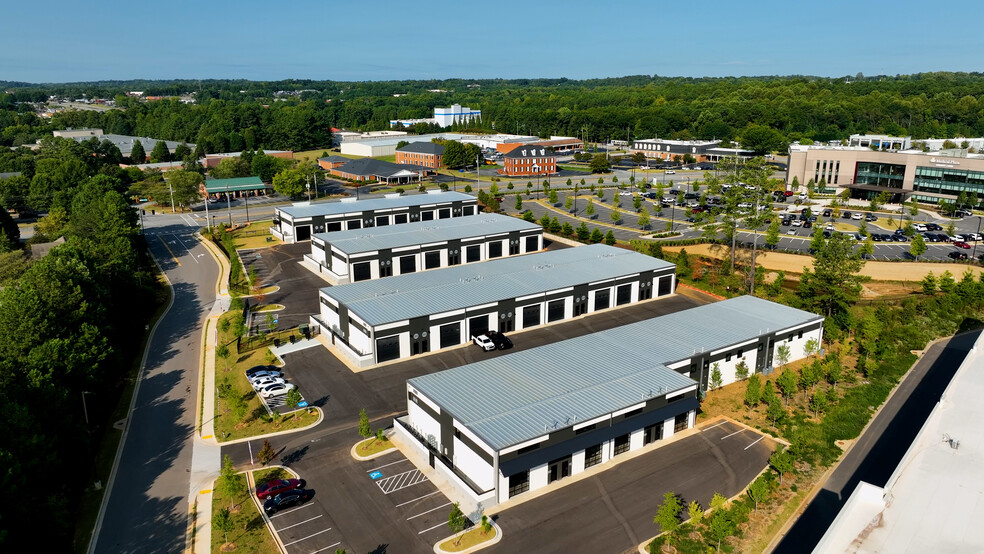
434;104;481;128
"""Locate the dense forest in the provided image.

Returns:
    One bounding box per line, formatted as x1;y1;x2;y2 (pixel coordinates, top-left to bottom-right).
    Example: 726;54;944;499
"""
4;73;984;157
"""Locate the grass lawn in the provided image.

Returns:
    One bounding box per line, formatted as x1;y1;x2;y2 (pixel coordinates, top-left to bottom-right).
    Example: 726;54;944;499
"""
355;436;395;457
375;154;396;163
211;473;278;554
214;311;321;442
252;304;284;313
230;220;276;250
73;272;171;553
292;149;360;164
252;467;293;487
439;527;497;552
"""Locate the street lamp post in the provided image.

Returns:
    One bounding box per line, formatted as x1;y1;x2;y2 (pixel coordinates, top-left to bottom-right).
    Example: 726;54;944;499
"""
203;183;210;232
225;184;232;226
974;215;982;261
168;181;176;213
306;176;311;202
82;391;92;427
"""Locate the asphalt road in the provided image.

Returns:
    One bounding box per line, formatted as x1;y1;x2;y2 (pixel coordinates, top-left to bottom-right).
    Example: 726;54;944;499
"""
773;329;981;553
91;215;220;554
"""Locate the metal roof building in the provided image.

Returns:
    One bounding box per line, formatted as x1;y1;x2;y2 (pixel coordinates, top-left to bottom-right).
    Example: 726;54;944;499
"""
314;244;677;368
303;213;543;285
271;191;478;243
396;295;824;507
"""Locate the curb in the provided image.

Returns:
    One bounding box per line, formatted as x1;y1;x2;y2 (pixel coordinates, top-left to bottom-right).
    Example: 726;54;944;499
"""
351;434;398;461
216;407;324;446
433;519;502;554
197;233;230;297
245;470;288;554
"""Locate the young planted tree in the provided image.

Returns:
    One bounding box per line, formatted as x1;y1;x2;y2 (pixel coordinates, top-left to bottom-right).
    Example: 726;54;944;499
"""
708;507;734;552
776;343;791;369
710;363;723;390
688;500;704;527
585;198;596;218
590;227;604;243
448;503;467;545
217;455;244;510
921;271;937;295
735;360;749;381
610;206;622;224
576;222;590;241
358;408;372;441
909;233;927;260
213;507;235;546
548;189;559;204
765;218;780;250
286;387;302;410
514;194;522;211
766;398;784;429
746;476;769;512
769;446;794;484
633;195;642;211
258;439;276;464
480;514;493;536
604;230;616;246
653;492;682;537
804;338;820;358
744;374;762;410
638;208;650;229
809;391;829;418
776;368;796;405
564;195;573;212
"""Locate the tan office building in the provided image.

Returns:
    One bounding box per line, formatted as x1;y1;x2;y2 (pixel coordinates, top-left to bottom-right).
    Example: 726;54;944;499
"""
787;144;984;206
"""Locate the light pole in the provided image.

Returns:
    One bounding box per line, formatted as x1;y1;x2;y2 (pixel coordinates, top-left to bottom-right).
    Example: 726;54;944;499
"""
974;215;982;261
306;176;311;202
168;181;176;213
225;184;232;226
82;391;92;427
203;184;211;232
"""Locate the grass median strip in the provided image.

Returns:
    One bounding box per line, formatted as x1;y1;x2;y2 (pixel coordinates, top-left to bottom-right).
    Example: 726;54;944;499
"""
212;472;278;554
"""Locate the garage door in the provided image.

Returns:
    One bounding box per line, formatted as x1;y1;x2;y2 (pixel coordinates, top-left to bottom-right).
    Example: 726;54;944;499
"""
376;335;401;363
440;322;461;348
658;275;672;296
522;305;541;329
295;225;311;241
469;315;489;338
326;222;342;232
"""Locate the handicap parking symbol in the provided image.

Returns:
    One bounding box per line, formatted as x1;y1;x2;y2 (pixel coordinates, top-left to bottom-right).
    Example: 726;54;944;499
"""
369;471;383;480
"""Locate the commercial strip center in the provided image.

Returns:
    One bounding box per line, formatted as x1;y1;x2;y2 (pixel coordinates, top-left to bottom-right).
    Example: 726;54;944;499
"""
302;213;543;285
270;190;478;243
395;296;823;508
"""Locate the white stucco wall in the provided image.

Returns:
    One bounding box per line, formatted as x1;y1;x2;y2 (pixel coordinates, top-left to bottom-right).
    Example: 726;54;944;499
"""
454;437;495;491
407;400;442;451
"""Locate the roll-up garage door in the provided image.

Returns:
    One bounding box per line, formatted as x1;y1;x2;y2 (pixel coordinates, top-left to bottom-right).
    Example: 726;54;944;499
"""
376;335;401;363
658;275;672;296
469;315;489;337
440;322;461;348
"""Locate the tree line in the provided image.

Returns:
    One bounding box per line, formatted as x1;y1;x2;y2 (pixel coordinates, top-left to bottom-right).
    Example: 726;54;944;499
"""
0;136;164;550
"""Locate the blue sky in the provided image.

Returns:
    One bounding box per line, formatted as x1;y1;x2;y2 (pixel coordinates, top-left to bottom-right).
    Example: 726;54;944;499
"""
2;0;983;83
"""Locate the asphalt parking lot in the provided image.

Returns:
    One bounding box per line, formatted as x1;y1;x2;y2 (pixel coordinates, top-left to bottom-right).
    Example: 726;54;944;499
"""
492;419;776;554
364;452;458;538
264;487;344;553
242;242;325;330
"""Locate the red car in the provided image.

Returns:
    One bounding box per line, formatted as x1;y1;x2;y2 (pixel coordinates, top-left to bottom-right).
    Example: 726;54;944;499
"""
954;241;971;249
256;478;306;500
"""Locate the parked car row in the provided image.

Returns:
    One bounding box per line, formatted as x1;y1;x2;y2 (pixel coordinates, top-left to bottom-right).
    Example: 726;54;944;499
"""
245;364;297;399
472;330;513;352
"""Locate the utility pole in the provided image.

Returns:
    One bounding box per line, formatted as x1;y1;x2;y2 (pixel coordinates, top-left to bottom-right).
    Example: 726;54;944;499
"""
226;184;232;226
168;181;176;213
203;182;211;231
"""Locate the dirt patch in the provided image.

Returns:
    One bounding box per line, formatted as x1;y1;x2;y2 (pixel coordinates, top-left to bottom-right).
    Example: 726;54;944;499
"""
663;244;983;282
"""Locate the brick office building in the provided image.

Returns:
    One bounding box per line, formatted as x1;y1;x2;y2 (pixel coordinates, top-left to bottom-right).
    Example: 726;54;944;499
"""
395;142;445;168
500;145;558;177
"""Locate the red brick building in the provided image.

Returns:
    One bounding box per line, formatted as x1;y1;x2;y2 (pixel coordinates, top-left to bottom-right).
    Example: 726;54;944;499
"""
395;142;445;168
499;145;558;177
317;155;352;170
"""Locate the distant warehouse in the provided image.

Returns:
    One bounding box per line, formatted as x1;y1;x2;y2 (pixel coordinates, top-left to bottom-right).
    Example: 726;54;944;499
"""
396;296;824;508
302;213;543;285
271;191;478;243
312;244;676;368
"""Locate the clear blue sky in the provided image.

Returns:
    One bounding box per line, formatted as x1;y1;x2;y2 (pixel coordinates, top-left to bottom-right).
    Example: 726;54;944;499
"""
3;0;983;83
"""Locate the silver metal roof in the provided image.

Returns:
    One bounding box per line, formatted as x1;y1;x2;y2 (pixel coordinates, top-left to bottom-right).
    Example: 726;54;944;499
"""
278;191;475;220
313;213;540;254
409;295;822;451
322;244;675;326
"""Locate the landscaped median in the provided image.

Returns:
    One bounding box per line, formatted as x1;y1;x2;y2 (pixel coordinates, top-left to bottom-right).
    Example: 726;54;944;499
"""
436;513;501;553
210;462;281;554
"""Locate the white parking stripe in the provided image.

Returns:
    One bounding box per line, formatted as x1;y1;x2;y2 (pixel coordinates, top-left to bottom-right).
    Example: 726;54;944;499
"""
721;429;744;440
701;421;727;432
367;458;410;473
418;520;452;535
269;503;316;518
309;543;342;554
396;491;440;507
407;502;451;521
275;514;323;532
745;436;765;450
282;528;333;547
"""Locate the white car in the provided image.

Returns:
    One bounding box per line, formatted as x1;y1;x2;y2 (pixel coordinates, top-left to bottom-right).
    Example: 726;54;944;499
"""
619;191;635;197
473;334;496;351
792;220;803;227
665;170;676;175
825;223;834;231
252;377;286;390
259;383;296;398
914;223;927;232
970;233;983;241
851;213;863;220
787;228;797;235
248;370;282;382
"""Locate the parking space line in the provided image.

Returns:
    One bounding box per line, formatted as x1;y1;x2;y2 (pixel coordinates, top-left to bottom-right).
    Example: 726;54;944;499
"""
282;528;333;547
275;514;323;532
407;502;451;521
367;458;410;473
310;542;342;553
745;436;765;450
269;503;316;518
418;520;451;535
396;490;441;507
701;421;727;432
377;469;429;494
721;429;745;440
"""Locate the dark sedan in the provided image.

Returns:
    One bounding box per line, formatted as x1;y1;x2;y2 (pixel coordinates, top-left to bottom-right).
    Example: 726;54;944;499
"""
264;489;315;515
487;330;513;350
256;478;306;500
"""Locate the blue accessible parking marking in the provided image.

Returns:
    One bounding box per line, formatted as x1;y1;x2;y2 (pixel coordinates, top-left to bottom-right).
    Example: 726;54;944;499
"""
369;471;383;480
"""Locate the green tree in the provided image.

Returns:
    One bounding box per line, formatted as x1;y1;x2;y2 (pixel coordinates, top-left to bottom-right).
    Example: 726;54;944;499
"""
576;222;590;241
688;500;705;527
744;374;762;408
448;502;467;545
676;248;690;274
809;391;829;418
735;360;749;381
710;362;723;390
766;398;784;428
217;455;244;510
589;153;611;173
653;491;682;536
130;139;146;163
921;271;937;294
746;476;769;512
149;140;172;163
938;270;956;294
708;508;735;552
769;446;794;484
481;514;493;536
272;168;306;199
257;439;276;464
638;208;650;229
585;198;595;218
860;235;874;259
358;408;372;440
909;197;920;216
798;232;866;321
604;230;616;246
589;227;604;243
286;387;302;410
213;508;234;546
211;157;252;179
163;169;203;209
633;195;642;211
765;218;780;249
776;367;796;404
522;210;535;222
515;194;523;211
548;189;559;204
909;233;927;260
564;195;573;211
610;206;621;224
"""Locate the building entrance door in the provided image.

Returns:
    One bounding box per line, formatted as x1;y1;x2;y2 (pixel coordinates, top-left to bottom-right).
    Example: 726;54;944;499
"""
548;455;572;484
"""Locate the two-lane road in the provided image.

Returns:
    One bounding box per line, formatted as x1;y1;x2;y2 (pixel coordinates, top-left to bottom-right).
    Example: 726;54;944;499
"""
90;216;220;554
